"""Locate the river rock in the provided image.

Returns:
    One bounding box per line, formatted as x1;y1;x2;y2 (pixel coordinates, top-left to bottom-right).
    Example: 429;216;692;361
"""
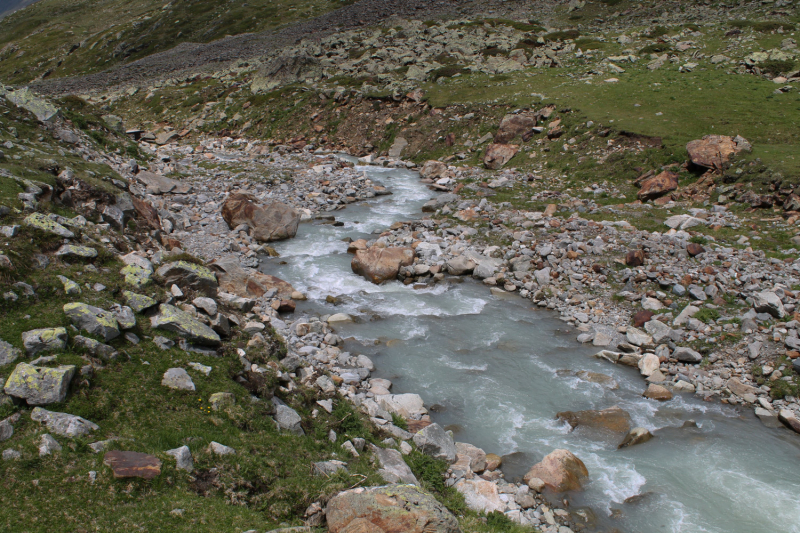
638;171;678;201
162;368;195;391
104;451;162;479
326;484;459;533
156;261;218;295
557;406;632;435
673;347;702;363
778;409;800;433
63;303;120;342
638;353;660;377
419;160;449;180
445;256;476;275
221;193;300;242
210;257;294;299
643;384;672;401
30;407;98;437
22;327;68;356
413;423;456;463
4;363;75;405
370;444;418;485
455;442;487;473
455;478;505;513
726;377;758;398
522;449;589;492
483;143;519;169
351;247;414;284
618;427;653;448
150;304;221;346
379;393;426;418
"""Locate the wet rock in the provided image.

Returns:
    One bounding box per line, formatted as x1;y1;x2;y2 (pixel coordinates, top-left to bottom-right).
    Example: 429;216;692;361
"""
326;484;459;533
483;143;519;170
618;427;653;449
166;445;193;472
156;261;218;295
370;444;418;485
150;304;221;346
413;423;456;463
351;247;414;284
161;368;195;391
523;449;589;492
575;370;619;389
557;406;632;435
221;193;300;242
643;384;672;401
22;327;68;356
638;171;678;201
4;363;75;405
30;407;98;437
104;451;162;479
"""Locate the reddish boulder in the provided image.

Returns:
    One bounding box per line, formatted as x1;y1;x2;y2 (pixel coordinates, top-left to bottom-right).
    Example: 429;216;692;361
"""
687;243;706;256
103;451;161;480
209;257;294;299
351;247;414;284
522;449;589;493
483;143;519;170
221;193;299;242
419;160;448;180
625;250;646;266
495;113;537;144
132;197;161;230
557;406;632;435
637;171;679;201
633;310;654;327
686;135;750;169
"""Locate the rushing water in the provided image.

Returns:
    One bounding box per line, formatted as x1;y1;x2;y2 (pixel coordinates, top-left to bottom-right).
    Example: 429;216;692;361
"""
261;161;800;533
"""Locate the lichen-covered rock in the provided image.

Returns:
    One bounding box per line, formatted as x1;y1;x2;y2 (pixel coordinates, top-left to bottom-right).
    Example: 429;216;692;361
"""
6;88;60;122
121;264;153;288
4;363;76;405
110;304;136;330
23;213;74;238
156;261;218;294
123;291;158;313
63;303;120;342
55;244;97;258
56;275;81;295
0;339;21;366
73;335;118;360
22;327;68;356
326;485;460;533
150;304;221;346
30;407;98;437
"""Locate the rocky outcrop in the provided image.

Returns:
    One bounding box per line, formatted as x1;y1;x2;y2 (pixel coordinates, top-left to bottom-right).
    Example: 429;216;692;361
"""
326;485;461;533
637;170;678;201
522;449;589;492
686;135;750;169
483;143;518;170
351;247;414;284
221;193;300;242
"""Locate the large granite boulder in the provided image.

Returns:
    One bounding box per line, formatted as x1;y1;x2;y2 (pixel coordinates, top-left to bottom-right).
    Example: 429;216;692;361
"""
351;247;414;284
63;303;120;342
686;134;750;169
221;193;300;242
522;449;589;492
4;363;75;405
326;485;461;533
30;407;98;438
150;304;221;346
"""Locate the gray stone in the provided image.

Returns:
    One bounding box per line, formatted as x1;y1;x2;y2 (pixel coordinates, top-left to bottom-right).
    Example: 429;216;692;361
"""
209;441;236;455
673;347;702;363
644;320;672;343
2;449;21;460
74;335;118;360
4;363;75;405
312;460;348;476
22;327;68;356
753;291;786;318
626;327;653;346
161;368;195;391
39;434;62;456
0;419;13;442
150;304;221;346
166;445;194;471
370;444;419;485
0;339;21;366
63;303;120;341
412;423;457;463
274;400;304;436
110;304;136;330
192;297;217;316
30;407;98;438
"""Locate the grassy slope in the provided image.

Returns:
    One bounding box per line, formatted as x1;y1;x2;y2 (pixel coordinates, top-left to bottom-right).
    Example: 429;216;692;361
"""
0;0;354;84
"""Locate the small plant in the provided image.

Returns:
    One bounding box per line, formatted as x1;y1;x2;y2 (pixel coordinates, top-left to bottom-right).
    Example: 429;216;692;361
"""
391;412;408;431
759;59;795;77
690;235;708;244
694;308;720;324
640;43;671;55
486;510;515;528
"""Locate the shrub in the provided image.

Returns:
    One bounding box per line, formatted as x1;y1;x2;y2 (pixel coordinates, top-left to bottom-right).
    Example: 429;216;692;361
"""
391;412;408;430
430;66;470;81
545;29;581;41
640;43;671;55
694;308;720;324
759;59;795;77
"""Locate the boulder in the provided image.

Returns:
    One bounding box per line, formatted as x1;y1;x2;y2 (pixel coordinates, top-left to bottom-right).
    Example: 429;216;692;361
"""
673;347;702;363
351;247;414;284
638;353;660;377
134;171;192;195
625;249;646;266
4;363;75;405
156;261;218;295
55;244;97;259
522;449;589;492
753;291;786;319
326;485;460;533
21;327;68;356
30;407;98;438
378;393;427;418
643;384;672;401
210;257;295;299
63;303;120;342
161;368;195;391
686;243;706;256
778;409;800;433
0;339;21;366
370;445;418;485
726;377;758;398
150;304;220;346
419;160;449;180
165;445;194;472
413;423;457;463
274;400;304;436
686;135;749;169
455;478;505;513
455;442;487;473
104;451;161;479
637;171;678;201
483;143;519;170
131;197;161;230
73;335;117;360
221;193;300;242
618;427;653;449
557;406;631;435
445;256;476;276
23;213;74;238
123;291;158;313
495;113;538;144
6;88;59;122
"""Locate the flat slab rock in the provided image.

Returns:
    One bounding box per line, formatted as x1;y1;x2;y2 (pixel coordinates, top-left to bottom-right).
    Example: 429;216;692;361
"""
103;451;162;479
